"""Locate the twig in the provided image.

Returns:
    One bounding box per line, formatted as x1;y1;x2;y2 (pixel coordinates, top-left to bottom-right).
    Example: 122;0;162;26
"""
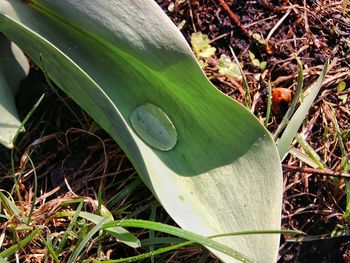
258;0;299;12
216;0;251;38
322;71;350;87
245;15;277;28
282;165;350;179
302;0;320;48
187;0;196;32
266;9;292;42
265;8;292;53
209;32;230;44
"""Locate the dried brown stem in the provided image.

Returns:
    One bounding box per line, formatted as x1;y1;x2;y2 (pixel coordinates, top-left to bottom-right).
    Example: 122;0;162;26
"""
282;165;350;179
216;0;251;38
258;0;299;12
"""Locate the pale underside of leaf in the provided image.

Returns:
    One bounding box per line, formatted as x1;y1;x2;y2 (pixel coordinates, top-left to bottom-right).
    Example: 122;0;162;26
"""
0;1;283;262
0;34;29;148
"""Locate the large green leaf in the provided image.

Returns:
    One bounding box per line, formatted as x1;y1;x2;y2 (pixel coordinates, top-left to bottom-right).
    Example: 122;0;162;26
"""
0;33;29;148
0;1;283;261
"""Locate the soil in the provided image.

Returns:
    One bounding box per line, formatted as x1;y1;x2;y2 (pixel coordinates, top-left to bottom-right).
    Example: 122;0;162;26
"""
159;1;350;262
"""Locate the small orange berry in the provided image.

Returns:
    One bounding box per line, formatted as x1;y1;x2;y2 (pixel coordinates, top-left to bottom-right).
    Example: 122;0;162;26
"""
271;88;292;116
272;88;292;104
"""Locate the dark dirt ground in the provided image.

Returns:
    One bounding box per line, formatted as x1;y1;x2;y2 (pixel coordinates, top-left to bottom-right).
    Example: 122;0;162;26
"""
160;1;350;262
1;0;350;262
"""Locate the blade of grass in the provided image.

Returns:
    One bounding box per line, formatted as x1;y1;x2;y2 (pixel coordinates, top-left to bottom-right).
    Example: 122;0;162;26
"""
287;225;350;242
289;147;322;169
0;191;20;218
323;104;350;218
198;250;211;263
107;178;142;207
96;201;112;259
123;200;158;219
229;46;252;108
277;60;328;160
103;220;252;262
26;156;38;224
0;227;6;248
141;237;186;246
55;211;140;248
68;217;107;263
96;227;300;263
274;59;304;140
265;81;272;126
10;94;45;147
0;257;9;263
96;190;103;215
10;94;45;204
15;225;33;231
96;241;194;263
149;204;157;263
77;223;88;250
330;109;350;220
57;201;84;253
295;134;328;169
37;229;60;263
102;219;302;262
0;229;38;258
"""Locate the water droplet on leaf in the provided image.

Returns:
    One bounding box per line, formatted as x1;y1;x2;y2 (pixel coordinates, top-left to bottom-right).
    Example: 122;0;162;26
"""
130;103;177;151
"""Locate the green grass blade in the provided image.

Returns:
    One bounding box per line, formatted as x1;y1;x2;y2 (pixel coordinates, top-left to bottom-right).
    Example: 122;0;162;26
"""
96;241;194;263
329;108;350;220
102;220;300;262
295;134;328;169
11;94;45;147
149;204;157;263
68;218;107;263
141;237;186;246
265;81;272;126
55;211;140;248
277;60;329;159
0;191;20;217
10;94;44;206
273;59;304;139
57;201;84;253
289;147;322;169
107;178;142;207
37;229;60;263
229;46;252;108
0;229;38;258
0;257;9;263
26;156;38;224
104;219;253;263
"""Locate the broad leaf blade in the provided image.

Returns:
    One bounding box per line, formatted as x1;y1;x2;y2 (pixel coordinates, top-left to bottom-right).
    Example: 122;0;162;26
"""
0;1;283;262
0;34;29;148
